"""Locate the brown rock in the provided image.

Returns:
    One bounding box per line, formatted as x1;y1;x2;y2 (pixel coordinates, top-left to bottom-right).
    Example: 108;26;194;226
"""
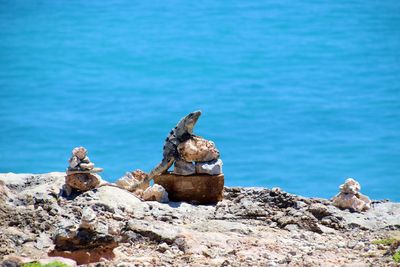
65;173;101;192
177;136;220;162
154;173;224;204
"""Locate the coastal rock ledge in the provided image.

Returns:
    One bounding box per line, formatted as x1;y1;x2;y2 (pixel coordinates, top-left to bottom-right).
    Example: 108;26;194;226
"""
1;172;399;266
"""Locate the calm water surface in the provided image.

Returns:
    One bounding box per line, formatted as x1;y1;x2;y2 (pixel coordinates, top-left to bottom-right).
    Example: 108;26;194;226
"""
0;1;399;200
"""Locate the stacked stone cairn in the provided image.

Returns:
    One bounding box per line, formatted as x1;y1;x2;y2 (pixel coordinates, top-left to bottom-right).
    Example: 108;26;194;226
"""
64;147;103;196
173;136;223;176
332;178;371;212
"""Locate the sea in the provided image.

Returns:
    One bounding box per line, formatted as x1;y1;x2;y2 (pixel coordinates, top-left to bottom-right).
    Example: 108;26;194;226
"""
0;1;399;201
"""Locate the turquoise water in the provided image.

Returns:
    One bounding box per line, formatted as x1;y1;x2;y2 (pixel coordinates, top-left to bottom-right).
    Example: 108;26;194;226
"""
0;1;399;200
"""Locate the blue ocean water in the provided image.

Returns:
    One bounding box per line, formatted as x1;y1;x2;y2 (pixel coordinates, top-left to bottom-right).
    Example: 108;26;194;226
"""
0;1;399;201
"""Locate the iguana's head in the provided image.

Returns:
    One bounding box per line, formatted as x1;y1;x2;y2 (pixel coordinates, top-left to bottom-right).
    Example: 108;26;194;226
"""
177;110;201;135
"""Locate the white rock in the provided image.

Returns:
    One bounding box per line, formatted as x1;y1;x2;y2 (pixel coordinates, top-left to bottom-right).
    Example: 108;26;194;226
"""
173;160;195;176
80;207;97;230
143;184;169;203
195;159;223;175
68;156;80;169
78;162;95;170
92;185;142;213
340;178;361;194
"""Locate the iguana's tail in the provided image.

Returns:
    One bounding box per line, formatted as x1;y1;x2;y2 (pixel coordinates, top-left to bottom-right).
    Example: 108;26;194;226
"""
148;157;174;180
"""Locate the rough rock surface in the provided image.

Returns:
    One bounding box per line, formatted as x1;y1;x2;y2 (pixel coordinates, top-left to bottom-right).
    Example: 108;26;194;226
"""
142;184;169;203
177;136;220;162
332;178;372;212
154;173;224;204
195;159;223;175
173;159;196;176
116;169;149;193
65;173;101;192
1;172;400;266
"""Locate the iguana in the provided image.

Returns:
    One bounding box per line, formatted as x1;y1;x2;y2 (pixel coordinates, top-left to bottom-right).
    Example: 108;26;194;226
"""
82;111;201;195
148;110;201;179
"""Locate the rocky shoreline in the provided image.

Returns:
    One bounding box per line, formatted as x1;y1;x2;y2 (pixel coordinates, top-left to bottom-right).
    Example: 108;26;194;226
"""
1;172;399;266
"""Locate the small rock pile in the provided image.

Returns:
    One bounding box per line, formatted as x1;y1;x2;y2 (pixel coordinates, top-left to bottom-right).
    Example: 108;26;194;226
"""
64;147;103;196
332;178;371;212
50;207;118;265
173;136;223;176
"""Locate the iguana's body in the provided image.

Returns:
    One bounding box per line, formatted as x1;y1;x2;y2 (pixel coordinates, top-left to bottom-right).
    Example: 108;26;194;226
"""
148;111;201;179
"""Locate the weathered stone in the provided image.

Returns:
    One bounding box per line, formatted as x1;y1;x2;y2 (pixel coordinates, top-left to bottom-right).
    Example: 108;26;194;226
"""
332;178;371;212
154;173;224;204
78;162;94;170
80;207;97;230
65;173;101;192
177;136;220;162
72;147;87;160
173;160;195;176
116;169;149;192
50;225;118;265
195;159;223;175
143;184;169;203
88;185;142;213
66;168;103;175
69;156;80;169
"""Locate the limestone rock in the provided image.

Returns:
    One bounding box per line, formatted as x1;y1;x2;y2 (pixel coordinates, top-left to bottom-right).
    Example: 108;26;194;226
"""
80;207;97;230
72;146;87;160
116;169;149;193
142;184;169;203
89;185;142;213
65;173;101;193
332;178;371;212
177;136;220;162
173;160;196;176
69;156;80;169
78;162;94;170
195;159;223;175
51;223;118;265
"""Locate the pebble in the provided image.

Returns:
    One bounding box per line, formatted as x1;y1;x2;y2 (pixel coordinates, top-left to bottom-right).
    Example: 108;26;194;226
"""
195;159;223;175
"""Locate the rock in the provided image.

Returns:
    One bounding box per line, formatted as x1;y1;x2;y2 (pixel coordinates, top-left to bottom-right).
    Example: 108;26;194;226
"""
195;159;223;175
116;169;149;192
177;136;220;162
307;203;331;219
50;225;118;265
143;184;169;203
155;173;224;204
69;156;80;169
173;160;195;176
72;146;87;160
65;173;101;192
0;180;11;203
127;219;181;244
66;168;103;175
87;185;141;213
79;207;97;230
78;162;94;170
332;178;371;212
157;242;170;253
